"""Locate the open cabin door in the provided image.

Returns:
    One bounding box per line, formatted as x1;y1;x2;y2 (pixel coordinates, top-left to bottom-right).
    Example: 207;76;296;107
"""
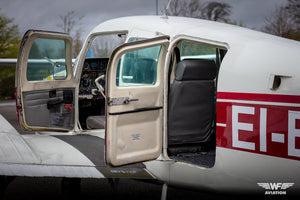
106;36;169;166
16;30;76;131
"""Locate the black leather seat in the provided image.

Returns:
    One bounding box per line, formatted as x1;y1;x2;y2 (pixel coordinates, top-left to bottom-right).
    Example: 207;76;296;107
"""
168;59;217;147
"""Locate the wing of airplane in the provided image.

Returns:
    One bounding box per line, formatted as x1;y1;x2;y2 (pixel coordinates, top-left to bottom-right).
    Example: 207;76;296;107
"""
0;58;17;66
0;112;153;179
0;58;76;66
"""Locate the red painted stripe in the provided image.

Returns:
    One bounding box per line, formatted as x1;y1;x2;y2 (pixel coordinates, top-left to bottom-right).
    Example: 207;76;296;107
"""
217;92;300;104
216;101;300;161
14;87;20;124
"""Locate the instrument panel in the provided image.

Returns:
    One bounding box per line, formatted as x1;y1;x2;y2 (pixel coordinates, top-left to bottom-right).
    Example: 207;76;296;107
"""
79;58;108;99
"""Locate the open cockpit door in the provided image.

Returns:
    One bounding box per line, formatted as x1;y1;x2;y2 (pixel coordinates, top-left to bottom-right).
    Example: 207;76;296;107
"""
16;30;76;131
106;36;169;166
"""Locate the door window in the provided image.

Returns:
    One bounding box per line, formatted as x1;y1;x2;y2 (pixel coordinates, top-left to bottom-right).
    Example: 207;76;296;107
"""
27;38;67;81
116;45;161;87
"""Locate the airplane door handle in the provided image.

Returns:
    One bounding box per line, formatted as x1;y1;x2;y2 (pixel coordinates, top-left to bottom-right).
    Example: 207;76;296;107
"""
108;97;139;106
123;98;139;104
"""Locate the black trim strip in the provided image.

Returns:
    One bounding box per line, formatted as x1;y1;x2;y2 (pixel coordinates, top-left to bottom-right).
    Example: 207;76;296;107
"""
109;106;163;115
54;135;152;179
54;135;106;166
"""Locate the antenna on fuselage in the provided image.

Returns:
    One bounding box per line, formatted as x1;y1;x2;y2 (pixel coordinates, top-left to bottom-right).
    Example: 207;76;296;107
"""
162;0;172;19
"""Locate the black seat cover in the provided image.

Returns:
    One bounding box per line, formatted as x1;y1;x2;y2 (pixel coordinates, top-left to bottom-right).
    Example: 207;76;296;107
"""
168;59;217;146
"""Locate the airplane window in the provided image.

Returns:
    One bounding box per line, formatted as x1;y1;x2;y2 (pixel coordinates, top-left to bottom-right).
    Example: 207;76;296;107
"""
169;40;225;85
127;37;146;42
27;38;67;81
179;41;217;62
116;45;161;87
88;34;126;58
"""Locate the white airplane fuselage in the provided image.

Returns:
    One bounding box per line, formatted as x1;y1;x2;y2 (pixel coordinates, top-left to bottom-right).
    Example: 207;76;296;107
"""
0;16;299;195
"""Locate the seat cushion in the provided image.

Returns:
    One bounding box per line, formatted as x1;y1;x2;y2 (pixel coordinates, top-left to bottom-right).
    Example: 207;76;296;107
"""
168;80;215;145
86;115;105;129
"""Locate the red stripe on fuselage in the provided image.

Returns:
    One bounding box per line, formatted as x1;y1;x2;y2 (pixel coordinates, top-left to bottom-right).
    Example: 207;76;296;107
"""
216;92;300;161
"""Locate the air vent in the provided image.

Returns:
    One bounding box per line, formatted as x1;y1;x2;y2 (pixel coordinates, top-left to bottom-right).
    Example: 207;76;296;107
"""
268;74;291;90
272;75;281;90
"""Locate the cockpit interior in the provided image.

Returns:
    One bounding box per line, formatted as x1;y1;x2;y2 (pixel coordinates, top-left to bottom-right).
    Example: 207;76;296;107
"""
78;58;108;129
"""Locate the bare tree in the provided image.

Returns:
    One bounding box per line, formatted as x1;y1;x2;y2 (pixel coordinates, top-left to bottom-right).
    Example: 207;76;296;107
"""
73;29;83;57
285;0;300;27
165;0;205;18
285;0;300;41
262;6;295;38
57;11;84;57
57;11;83;34
203;2;232;22
165;0;232;22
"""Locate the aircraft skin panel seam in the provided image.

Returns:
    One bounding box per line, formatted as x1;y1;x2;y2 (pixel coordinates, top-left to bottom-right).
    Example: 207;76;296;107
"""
0;163;104;178
0;114;40;163
24;135;96;166
0;114;19;134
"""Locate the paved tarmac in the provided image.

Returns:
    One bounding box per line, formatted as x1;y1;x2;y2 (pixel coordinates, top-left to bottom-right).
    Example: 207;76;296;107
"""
0;100;266;200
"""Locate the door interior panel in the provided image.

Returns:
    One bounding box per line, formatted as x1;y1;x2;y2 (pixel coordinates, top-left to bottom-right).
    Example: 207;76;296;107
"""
106;36;169;166
23;88;74;129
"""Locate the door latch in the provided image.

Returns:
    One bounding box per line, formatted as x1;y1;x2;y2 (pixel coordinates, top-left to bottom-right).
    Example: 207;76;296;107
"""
108;97;139;106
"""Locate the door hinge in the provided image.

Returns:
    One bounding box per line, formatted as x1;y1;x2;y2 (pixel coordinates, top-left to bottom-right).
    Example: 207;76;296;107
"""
108;97;138;106
16;95;22;110
16;103;22;110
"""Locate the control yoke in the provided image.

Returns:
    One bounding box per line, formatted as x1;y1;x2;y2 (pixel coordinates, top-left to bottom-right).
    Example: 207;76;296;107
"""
95;75;106;98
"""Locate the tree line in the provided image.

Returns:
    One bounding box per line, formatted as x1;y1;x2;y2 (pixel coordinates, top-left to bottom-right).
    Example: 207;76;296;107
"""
262;0;300;40
165;0;300;40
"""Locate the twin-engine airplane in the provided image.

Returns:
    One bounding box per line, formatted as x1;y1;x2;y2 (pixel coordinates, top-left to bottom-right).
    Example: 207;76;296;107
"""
0;15;300;198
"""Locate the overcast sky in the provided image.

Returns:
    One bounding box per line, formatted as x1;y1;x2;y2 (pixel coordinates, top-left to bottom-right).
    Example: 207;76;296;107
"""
0;0;286;39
